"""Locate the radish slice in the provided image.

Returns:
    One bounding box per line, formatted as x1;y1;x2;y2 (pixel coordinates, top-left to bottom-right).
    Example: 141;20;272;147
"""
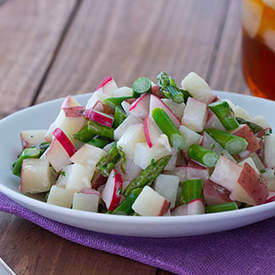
62;106;85;118
129;94;150;119
61;95;81;108
84;109;114;127
171;204;188;216
187;199;205;215
144;116;162;148
149;94;181;127
97;76;113;89
102;169;123;211
203;180;232;206
53;128;76;157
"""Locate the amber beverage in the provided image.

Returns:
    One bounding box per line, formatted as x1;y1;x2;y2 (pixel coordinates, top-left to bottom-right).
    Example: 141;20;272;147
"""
242;0;275;99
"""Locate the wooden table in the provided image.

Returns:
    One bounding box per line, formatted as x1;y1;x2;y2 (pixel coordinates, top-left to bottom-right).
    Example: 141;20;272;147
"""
0;0;250;274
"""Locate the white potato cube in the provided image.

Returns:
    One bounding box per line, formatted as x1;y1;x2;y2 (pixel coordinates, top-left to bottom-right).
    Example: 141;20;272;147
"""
57;163;94;192
154;174;180;208
182;97;208;132
134;142;171;169
179;125;202;152
20;129;47;149
264;135;275;168
72;192;100;212
161;99;185;118
112;87;133;97
21;159;55;194
132;186;170;216
114;114;142;140
47;185;74;208
117;124;146;160
181;72;215;103
71;144;106;168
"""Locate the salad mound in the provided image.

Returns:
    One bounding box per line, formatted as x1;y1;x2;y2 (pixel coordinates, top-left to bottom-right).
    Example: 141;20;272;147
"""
12;72;275;216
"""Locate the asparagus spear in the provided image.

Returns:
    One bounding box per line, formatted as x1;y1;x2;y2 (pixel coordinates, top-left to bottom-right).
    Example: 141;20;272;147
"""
152;108;185;150
187;144;219;168
74;122;114;142
113;105;127;128
87;136;112;148
104;96;133;109
206;202;238;213
157;72;190;103
132;77;152;98
236;117;263;134
73;125;96;142
96;142;122;176
111;188;143;215
12;147;41;177
205;128;248;155
181;179;203;204
124;155;172;196
208;100;239;130
88;121;114;139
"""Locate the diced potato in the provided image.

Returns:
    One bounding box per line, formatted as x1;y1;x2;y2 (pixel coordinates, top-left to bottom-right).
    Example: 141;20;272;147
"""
20;129;47;149
21;159;55;194
47;185;74;208
179;125;202;152
72;192;100;212
132;186;170;216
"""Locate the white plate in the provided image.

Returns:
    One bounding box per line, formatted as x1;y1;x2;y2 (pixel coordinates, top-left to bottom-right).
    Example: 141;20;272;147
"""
0;91;274;237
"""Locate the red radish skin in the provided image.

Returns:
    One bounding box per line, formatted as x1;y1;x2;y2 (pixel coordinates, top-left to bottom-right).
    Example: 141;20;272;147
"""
203;180;232;206
232;124;260;153
187;199;205;215
144;117;153;148
61;95;80;108
52;128;76;157
63;106;85;118
233;163;268;205
150;94;181;127
129;94;150;120
97;76;112;89
171;204;188;216
84;109;113;127
158;199;171;216
102;170;123;211
210;156;243;192
266;192;275;203
151;85;163;98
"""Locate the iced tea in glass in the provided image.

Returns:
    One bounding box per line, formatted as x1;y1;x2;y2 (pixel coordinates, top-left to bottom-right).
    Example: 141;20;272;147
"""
242;0;275;99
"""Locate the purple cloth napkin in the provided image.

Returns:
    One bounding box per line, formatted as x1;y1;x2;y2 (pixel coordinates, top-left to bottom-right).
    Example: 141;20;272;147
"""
0;192;274;275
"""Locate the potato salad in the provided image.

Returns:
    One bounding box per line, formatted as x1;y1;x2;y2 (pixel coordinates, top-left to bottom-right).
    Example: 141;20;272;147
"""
12;72;275;216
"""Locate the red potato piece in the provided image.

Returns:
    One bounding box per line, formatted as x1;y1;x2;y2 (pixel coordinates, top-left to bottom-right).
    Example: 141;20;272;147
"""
256;128;272;138
187;199;205;215
232;124;260;153
129;94;150;120
132;186;170;216
149;94;181;127
231;163;268;205
102;169;123;211
205;110;225;130
264;135;275;168
210;156;243;192
182;97;208;132
20;129;47;149
171;204;188;216
203;180;232;206
62;106;85;118
185;166;209;181
46;138;71;172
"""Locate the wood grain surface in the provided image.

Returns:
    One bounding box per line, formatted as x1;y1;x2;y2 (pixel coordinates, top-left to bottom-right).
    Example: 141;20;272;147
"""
0;0;250;274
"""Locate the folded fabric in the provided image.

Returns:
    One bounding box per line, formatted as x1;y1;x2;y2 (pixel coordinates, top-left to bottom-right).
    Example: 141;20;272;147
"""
0;192;274;275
